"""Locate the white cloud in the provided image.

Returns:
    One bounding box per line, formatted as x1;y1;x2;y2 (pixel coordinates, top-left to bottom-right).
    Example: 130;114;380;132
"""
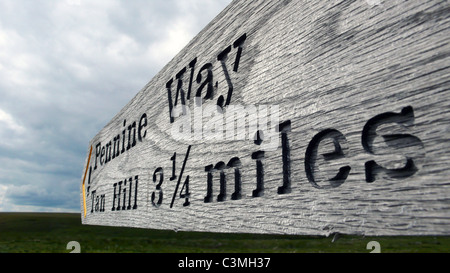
0;185;7;208
0;28;48;90
0;109;25;134
0;0;232;212
147;18;195;67
147;0;232;67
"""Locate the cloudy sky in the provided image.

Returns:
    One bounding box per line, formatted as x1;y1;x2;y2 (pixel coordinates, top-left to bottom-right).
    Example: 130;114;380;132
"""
0;0;231;212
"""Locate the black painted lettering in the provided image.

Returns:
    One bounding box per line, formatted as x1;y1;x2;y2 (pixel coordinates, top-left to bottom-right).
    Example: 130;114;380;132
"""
168;66;190;124
99;194;105;212
133;175;138;210
196;63;214;103
217;45;233;108
232;33;247;72
127;121;136;150
121;119;126;154
187;58;197;100
138;113;147;141
112;134;120;159
90;190;96;213
175;67;187;109
122;179;127;210
170;152;177;181
152;168;164;208
215;162;227;202
92;115;145;170
111;183;117;211
94;142;101;170
111;176;138;211
362;106;424;182
228;157;242;200
179;175;190;207
204;157;242;203
116;181;122;210
91;191;105;213
305;129;351;189
252;131;265;197
204;165;214;203
100;146;105;165
166;34;247;122
87;166;92;193
167;79;175;123
252;151;265;197
127;177;132;210
277;120;292;194
95;195;99;212
204;162;227;202
105;141;112;163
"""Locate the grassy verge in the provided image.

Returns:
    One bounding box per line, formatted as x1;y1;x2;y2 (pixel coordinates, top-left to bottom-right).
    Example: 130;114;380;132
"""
0;212;448;253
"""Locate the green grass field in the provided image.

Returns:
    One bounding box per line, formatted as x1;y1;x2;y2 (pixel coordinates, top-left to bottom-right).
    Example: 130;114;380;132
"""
0;212;448;253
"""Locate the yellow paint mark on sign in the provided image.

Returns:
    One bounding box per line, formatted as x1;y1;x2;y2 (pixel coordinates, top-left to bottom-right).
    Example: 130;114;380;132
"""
82;146;92;218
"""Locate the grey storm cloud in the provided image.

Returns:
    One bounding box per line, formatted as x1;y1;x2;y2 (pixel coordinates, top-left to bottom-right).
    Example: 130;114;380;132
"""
0;0;231;212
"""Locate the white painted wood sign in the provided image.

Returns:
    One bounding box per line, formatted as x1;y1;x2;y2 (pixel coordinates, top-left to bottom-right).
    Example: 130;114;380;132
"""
80;0;450;236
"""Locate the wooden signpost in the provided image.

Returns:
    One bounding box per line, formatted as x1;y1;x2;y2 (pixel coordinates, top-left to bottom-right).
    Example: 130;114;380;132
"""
81;0;450;236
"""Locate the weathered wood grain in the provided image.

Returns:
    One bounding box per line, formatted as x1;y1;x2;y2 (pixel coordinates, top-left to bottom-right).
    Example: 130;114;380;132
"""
81;0;450;236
